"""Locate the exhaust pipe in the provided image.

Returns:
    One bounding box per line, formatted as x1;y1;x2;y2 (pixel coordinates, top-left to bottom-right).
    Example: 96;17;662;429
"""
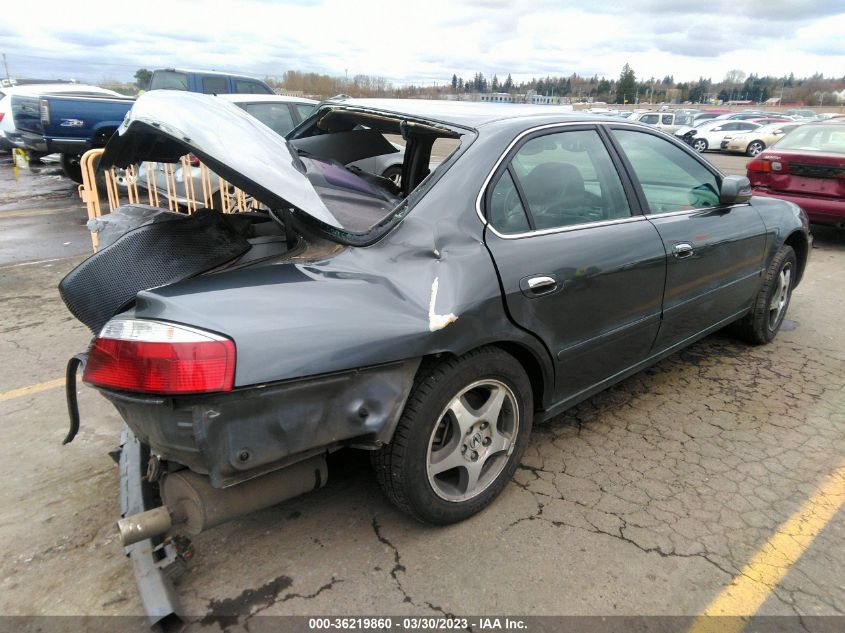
118;455;327;547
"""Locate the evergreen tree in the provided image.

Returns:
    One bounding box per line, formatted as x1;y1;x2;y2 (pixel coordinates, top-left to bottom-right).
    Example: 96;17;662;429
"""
617;63;636;104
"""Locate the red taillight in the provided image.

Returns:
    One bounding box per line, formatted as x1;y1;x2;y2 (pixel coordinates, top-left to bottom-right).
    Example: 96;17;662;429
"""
0;112;4;123
747;158;771;173
187;153;200;167
83;319;235;395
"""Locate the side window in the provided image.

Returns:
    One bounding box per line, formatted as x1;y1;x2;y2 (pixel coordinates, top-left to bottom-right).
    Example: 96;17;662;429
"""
488;170;531;234
234;79;273;94
294;104;315;121
613;129;720;214
739;123;757;131
641;114;659;125
490;129;630;232
202;76;230;94
243;103;295;136
661;114;673;125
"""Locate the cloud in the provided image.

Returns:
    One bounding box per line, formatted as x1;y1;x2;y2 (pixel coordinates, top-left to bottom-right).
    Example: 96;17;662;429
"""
1;0;844;86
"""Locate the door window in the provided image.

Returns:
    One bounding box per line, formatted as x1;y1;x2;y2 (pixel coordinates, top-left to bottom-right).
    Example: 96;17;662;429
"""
488;170;531;234
661;114;674;125
640;114;659;125
613;129;720;214
488;129;630;233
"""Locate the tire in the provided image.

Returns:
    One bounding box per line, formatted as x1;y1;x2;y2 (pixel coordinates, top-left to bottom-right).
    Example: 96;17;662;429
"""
372;347;533;525
381;165;402;187
746;141;765;157
692;138;708;153
60;153;84;184
734;245;797;345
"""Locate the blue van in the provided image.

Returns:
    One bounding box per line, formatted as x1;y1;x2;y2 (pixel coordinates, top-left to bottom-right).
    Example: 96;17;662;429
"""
149;69;274;95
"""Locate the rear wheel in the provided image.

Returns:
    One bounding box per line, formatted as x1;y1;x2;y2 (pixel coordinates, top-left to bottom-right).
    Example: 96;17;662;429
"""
746;141;765;157
372;347;533;524
60;153;84;184
734;245;796;344
692;138;708;152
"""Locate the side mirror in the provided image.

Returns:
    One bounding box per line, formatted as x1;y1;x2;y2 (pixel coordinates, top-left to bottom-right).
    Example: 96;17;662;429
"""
720;175;753;205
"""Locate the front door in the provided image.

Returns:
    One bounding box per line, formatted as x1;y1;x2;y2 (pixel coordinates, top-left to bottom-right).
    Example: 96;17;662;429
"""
483;126;666;404
609;127;767;351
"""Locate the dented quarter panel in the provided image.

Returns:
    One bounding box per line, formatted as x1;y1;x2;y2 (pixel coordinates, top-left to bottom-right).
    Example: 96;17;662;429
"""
131;118;558;401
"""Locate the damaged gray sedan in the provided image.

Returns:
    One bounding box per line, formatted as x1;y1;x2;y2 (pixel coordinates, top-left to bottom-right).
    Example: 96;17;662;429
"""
62;91;809;624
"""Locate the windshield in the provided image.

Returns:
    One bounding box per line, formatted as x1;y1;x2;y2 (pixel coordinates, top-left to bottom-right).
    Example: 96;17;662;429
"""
150;71;189;91
774;125;845;154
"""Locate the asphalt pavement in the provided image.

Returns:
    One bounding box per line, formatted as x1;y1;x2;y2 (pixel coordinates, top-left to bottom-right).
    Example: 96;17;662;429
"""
0;150;842;632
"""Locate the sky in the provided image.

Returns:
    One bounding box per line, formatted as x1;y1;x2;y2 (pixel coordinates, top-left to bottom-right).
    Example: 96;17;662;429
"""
2;0;845;87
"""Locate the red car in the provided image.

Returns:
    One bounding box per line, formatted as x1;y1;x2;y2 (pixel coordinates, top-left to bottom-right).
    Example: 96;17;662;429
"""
747;120;845;226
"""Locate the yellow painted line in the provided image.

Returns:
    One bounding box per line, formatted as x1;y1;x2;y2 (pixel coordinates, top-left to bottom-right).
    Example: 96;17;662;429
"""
0;377;66;402
688;462;845;633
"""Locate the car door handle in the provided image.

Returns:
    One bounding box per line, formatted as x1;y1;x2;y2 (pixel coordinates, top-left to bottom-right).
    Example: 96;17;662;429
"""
673;243;694;259
527;276;557;290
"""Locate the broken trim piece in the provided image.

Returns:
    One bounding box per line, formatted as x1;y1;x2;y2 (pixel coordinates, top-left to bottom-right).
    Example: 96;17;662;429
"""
428;277;458;332
119;425;184;632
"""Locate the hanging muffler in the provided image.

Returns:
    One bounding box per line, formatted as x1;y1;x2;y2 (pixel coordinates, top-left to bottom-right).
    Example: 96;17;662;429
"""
118;454;327;547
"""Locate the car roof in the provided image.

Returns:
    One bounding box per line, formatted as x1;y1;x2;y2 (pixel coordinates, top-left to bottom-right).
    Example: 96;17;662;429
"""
216;94;317;105
321;98;586;129
156;68;266;80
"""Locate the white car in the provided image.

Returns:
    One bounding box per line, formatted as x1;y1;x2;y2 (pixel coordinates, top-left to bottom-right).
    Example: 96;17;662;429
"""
722;122;803;156
674;120;761;153
0;83;121;154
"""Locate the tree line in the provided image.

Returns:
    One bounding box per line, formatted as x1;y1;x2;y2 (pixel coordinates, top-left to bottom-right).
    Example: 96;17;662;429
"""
126;65;845;105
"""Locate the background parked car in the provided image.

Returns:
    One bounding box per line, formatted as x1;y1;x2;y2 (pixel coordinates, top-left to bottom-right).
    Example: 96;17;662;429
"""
723;122;803;156
782;109;819;121
676;120;761;152
630;110;696;133
747;120;845;226
0;83;121;156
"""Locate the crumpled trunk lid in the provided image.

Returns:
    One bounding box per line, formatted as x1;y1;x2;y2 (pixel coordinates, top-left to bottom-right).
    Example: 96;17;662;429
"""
99;90;345;230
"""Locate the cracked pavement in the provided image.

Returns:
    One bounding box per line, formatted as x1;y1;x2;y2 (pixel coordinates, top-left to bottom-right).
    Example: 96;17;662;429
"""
0;154;843;630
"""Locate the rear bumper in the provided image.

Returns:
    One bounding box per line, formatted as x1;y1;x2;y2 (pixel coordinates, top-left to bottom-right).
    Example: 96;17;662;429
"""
14;130;47;153
98;359;419;488
751;188;845;226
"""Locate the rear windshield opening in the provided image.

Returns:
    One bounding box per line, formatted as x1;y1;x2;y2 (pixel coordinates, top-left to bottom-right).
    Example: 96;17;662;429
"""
288;108;466;235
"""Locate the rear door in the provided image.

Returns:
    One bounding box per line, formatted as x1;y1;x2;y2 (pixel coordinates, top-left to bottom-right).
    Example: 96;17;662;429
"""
483;125;666;403
609;127;767;351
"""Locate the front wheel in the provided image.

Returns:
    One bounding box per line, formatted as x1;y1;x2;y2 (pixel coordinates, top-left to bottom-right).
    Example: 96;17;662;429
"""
373;347;533;525
692;138;708;152
735;245;796;345
746;141;765;157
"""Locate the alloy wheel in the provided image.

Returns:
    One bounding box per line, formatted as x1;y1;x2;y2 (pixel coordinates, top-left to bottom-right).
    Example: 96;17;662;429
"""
426;379;519;502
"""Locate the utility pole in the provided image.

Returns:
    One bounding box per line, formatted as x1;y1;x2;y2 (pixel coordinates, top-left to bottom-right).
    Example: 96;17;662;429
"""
2;53;10;83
